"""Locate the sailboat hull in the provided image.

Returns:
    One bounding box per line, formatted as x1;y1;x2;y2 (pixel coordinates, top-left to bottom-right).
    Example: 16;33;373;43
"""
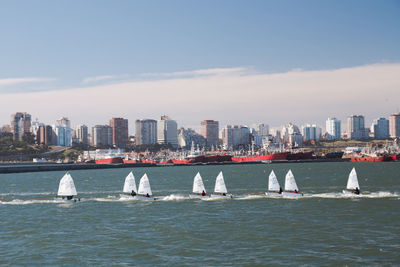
189;194;210;199
265;192;282;197
135;195;156;201
342;190;360;195
210;194;233;199
282;192;303;197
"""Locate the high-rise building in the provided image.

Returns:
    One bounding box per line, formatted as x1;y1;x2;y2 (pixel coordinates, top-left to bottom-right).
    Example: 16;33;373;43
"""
347;115;369;140
157;116;178;148
370;118;389;139
10;112;32;140
177;128;206;148
52;117;72;146
281;123;303;146
135;119;157;145
389;113;400;138
200;120;219;147
92;125;112;147
326;118;341;140
222;125;250;148
110;118;129;148
302;124;322;141
37;125;53;145
254;123;269;137
76;124;89;145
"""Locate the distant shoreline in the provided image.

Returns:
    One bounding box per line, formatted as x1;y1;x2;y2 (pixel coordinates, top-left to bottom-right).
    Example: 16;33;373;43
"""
0;158;359;174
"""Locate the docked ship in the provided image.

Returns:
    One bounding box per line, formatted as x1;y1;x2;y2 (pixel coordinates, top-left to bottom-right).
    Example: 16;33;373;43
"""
350;153;392;162
231;151;288;162
286;151;314;160
94;149;124;164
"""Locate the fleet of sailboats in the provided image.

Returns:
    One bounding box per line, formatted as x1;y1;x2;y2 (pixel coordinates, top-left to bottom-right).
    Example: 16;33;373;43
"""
55;167;363;202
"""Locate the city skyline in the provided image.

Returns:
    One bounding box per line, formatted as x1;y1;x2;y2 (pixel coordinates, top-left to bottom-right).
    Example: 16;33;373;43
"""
0;1;399;129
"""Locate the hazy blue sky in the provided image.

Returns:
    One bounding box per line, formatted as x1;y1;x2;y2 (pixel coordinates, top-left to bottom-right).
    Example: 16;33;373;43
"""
0;0;399;131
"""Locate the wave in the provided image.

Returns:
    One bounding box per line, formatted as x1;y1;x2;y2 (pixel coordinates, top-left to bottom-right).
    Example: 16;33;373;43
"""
159;194;190;201
0;198;72;205
303;191;399;199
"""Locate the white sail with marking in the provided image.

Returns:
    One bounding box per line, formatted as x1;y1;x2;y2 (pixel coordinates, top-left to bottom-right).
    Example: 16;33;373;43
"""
268;170;280;192
193;172;206;194
57;172;77;196
284;170;299;192
138;173;152;196
346;168;360;190
214;171;228;194
123;171;137;193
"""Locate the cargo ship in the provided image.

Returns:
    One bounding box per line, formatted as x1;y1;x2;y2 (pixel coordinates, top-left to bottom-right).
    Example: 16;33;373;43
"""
94;149;125;164
231;152;288;162
286;151;314;160
350;153;392;162
95;156;124;164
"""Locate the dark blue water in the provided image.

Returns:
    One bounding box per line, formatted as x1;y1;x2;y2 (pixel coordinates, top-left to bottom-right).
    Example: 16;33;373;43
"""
1;162;399;266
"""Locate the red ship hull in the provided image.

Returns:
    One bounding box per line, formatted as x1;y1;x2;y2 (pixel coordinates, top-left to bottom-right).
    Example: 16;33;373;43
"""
171;159;194;164
141;159;159;164
350;154;392;162
231;152;288;162
123;159;140;164
95;157;123;164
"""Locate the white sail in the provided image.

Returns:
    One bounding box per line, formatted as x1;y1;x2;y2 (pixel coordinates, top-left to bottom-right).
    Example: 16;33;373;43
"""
284;170;299;192
214;171;228;194
346;168;360;190
138;173;152;196
268;170;280;192
123;171;137;193
192;172;206;194
57;172;77;196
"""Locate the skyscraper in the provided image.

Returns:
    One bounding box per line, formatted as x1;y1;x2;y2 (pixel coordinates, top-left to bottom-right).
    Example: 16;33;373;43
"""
302;124;321;141
110;117;128;148
157;116;178;148
200;120;219;147
10;112;31;140
135;119;157;145
37;125;54;145
326;118;341;140
370;118;389;139
347;115;369;140
389;113;400;138
53;117;72;146
92;125;112;147
76;124;89;145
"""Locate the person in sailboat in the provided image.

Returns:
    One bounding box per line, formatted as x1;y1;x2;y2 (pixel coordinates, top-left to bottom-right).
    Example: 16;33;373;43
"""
131;190;137;196
354;187;360;195
222;193;226;196
201;190;206;196
67;196;73;200
294;189;298;194
146;193;150;198
279;187;283;194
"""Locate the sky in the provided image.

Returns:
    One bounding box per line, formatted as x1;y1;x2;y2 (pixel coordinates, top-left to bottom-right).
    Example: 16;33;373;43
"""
0;0;399;133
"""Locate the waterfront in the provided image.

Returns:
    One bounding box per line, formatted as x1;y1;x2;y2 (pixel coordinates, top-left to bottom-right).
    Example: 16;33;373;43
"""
0;162;399;265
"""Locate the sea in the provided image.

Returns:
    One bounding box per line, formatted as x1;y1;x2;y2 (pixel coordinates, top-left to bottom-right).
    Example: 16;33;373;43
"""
0;162;399;266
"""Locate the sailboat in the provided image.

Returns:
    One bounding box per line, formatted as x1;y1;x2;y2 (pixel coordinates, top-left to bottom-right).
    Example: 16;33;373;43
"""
136;173;155;201
120;171;137;199
282;170;303;197
265;170;283;196
189;172;209;199
57;172;79;202
343;167;360;195
211;171;232;198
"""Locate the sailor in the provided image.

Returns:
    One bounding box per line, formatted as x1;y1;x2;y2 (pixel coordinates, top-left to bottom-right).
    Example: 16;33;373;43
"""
294;189;298;194
131;190;137;196
67;196;73;200
279;187;283;194
222;193;226;196
201;190;206;196
146;193;150;198
354;187;360;195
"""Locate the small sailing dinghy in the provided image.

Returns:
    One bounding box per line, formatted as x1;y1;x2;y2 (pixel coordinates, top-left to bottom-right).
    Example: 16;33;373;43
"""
189;172;209;199
121;171;138;199
211;171;232;198
265;170;283;196
343;168;360;195
57;172;79;202
136;173;155;201
282;170;303;197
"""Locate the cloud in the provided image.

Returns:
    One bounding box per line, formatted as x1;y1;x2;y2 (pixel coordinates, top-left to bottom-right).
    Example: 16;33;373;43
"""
1;63;400;132
82;75;121;84
0;77;55;87
141;67;252;78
